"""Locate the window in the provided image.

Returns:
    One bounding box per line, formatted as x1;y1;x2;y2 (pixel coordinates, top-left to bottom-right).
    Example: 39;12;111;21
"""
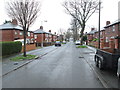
34;35;37;39
31;33;34;37
20;31;23;35
112;25;115;32
111;36;114;39
106;37;109;42
15;31;17;35
28;32;30;36
45;34;48;37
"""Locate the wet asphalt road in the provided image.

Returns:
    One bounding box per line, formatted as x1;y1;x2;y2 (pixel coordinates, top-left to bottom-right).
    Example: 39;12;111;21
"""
2;42;104;88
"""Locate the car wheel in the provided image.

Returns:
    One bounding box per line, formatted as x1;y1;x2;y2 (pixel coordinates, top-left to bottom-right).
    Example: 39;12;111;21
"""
98;59;104;70
117;73;120;78
95;56;99;67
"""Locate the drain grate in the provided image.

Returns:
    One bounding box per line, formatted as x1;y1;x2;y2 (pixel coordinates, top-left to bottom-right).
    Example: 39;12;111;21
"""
79;56;84;58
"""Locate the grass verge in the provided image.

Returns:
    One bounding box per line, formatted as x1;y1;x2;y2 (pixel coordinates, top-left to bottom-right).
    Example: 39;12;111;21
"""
10;54;37;61
76;45;87;48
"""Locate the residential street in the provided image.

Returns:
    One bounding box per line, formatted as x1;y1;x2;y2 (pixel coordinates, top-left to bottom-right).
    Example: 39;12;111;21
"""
2;42;104;88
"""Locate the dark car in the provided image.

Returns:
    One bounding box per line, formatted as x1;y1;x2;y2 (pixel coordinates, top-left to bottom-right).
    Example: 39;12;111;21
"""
55;41;61;46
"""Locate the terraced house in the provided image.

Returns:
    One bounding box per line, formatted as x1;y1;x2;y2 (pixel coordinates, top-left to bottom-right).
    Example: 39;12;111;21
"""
0;19;35;44
34;26;58;46
0;19;58;47
87;20;120;49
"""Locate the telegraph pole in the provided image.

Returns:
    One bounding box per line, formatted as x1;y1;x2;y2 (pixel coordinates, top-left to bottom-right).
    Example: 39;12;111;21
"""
98;0;101;49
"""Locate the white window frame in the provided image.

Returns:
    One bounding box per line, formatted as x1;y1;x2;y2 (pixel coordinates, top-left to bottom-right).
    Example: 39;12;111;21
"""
28;32;30;36
106;37;109;42
112;25;115;32
20;31;23;35
34;35;37;39
15;31;17;35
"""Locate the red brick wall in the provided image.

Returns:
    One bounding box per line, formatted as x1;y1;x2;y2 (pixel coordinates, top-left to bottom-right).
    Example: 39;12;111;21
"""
14;30;24;40
35;33;46;43
105;24;119;41
21;44;36;52
0;30;14;41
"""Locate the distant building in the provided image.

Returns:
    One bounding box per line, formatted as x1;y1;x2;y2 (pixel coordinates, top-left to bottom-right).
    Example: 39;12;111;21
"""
34;26;49;46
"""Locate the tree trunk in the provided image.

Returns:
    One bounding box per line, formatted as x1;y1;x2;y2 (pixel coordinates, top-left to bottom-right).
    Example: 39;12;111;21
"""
80;25;85;45
23;28;27;57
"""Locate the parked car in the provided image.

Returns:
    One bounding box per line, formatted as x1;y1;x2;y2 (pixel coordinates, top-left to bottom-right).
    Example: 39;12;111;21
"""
55;41;61;46
75;40;80;45
117;58;120;78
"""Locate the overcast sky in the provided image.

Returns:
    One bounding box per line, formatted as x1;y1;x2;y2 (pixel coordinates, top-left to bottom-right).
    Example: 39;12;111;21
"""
0;0;120;34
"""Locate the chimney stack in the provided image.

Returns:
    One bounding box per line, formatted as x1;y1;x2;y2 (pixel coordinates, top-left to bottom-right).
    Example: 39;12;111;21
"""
12;19;18;25
91;28;95;31
40;26;43;30
106;21;111;25
49;30;51;33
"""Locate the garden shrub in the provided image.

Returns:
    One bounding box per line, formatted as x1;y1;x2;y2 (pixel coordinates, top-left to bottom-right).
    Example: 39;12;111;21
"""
1;41;22;56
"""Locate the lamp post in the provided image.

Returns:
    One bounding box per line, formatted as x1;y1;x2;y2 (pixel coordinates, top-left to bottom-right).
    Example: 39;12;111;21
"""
98;0;101;49
41;20;47;48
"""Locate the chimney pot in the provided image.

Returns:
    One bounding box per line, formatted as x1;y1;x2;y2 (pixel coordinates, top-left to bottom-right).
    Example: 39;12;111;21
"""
12;19;18;25
106;21;111;25
40;26;43;30
91;28;95;31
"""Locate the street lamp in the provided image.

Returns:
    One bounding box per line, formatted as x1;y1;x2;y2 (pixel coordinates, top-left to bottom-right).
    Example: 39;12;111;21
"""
41;20;47;48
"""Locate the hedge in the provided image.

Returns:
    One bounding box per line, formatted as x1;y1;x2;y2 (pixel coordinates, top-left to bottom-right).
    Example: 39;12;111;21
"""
1;41;22;56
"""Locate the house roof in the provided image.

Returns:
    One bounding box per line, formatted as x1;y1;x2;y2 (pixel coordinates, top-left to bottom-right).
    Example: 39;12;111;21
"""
104;20;120;28
34;29;49;34
87;29;97;35
0;23;23;30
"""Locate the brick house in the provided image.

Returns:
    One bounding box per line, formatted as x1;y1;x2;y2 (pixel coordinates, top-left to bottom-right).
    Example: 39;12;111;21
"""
48;30;53;43
0;19;34;44
52;32;58;42
87;28;97;46
0;19;23;41
34;26;50;46
87;20;120;49
104;20;120;49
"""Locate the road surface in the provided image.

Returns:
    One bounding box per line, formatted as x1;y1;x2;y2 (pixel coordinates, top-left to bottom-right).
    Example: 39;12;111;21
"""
2;42;104;88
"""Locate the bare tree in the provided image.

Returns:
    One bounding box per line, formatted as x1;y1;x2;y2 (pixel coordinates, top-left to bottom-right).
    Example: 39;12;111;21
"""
6;0;41;57
70;18;80;41
62;0;99;44
65;29;72;41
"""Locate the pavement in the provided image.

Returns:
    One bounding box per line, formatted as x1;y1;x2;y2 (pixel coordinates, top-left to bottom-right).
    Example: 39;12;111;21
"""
2;45;58;76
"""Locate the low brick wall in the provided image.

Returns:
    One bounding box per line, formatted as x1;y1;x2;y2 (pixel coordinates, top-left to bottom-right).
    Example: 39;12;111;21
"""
102;48;114;53
21;44;36;52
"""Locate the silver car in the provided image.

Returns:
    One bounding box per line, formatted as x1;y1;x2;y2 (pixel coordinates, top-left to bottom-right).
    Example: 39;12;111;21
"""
117;58;120;78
